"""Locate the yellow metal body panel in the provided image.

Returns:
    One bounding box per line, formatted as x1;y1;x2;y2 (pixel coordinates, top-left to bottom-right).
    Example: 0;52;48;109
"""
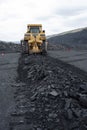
27;24;42;27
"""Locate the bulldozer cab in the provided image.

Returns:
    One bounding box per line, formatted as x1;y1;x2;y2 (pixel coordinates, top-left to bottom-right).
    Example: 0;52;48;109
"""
27;24;42;34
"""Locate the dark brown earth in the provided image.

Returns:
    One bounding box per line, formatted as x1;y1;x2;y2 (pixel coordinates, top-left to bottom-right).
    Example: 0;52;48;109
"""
9;54;87;130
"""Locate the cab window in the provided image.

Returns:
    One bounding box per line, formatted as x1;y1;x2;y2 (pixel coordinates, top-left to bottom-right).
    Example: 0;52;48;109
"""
30;27;40;33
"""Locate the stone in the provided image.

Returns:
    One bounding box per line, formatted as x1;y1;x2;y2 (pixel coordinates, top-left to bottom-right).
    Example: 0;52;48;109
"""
67;109;73;120
51;84;55;88
65;99;71;110
24;58;29;65
80;84;87;92
49;90;58;96
49;113;57;118
38;87;45;92
48;85;51;89
69;121;79;130
30;107;35;112
37;128;42;130
72;108;81;118
31;92;38;101
64;91;68;97
79;96;87;108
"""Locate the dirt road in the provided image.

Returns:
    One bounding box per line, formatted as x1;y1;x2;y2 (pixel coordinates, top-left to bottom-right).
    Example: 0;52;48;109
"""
0;53;20;130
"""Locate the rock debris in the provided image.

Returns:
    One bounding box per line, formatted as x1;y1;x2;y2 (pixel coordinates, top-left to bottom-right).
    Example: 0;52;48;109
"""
9;54;87;130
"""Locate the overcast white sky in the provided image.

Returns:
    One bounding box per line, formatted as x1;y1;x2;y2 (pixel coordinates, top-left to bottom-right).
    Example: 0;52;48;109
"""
0;0;87;41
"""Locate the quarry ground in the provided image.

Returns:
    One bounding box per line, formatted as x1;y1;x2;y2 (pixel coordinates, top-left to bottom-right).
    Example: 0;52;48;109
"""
48;50;87;72
0;50;87;130
0;53;20;130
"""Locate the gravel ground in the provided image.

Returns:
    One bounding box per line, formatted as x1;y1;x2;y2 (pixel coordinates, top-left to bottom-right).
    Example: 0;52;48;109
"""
0;53;20;130
9;54;87;130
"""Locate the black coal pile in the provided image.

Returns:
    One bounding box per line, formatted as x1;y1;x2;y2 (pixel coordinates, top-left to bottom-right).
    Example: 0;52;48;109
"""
47;27;87;50
10;54;87;130
0;41;21;53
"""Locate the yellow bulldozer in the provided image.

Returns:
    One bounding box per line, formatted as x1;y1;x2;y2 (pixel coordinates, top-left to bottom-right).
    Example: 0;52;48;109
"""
21;24;48;54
